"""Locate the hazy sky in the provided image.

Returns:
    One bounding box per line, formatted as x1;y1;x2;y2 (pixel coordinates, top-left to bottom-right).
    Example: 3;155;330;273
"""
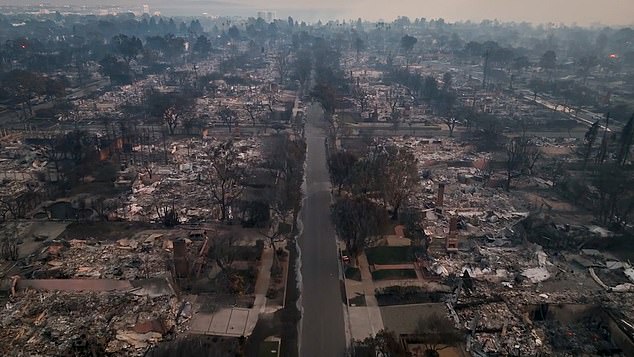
343;0;633;25
9;0;634;26
257;0;633;25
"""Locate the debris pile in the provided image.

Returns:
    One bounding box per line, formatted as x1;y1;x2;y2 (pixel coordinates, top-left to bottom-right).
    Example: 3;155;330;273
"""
0;289;184;356
28;237;170;280
121;137;263;223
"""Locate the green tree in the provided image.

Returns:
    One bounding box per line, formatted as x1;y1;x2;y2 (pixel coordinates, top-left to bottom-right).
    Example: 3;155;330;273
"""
400;207;429;256
413;312;464;357
400;34;418;68
353;37;365;60
357;329;408;357
228;26;240;40
293;49;312;87
400;34;418;53
99;55;132;84
332;196;388;262
311;83;337;115
111;34;142;64
44;77;68;101
540;50;557;70
2;69;45;118
328;151;358;195
192;35;211;59
422;76;439;101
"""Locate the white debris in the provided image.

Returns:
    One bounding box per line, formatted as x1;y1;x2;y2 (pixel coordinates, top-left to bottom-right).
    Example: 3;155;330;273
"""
521;267;551;283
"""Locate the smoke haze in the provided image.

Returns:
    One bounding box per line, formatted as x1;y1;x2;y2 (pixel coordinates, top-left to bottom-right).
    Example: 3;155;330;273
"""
7;0;634;26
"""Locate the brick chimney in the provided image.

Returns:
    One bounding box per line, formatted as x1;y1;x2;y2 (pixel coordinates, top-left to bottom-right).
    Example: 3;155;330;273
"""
449;216;458;233
446;216;459;252
436;183;446;207
173;238;189;278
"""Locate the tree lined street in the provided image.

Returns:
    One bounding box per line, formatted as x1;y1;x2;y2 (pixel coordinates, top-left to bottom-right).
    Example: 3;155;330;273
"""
299;104;347;356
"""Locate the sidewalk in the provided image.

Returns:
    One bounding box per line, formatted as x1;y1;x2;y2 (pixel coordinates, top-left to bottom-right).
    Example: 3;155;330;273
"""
246;245;275;332
344;252;384;341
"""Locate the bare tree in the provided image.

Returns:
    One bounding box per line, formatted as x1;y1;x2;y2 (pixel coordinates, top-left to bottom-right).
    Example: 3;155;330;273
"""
258;219;291;271
275;51;290;84
444;116;458;137
155;198;180;227
389;110;402;131
0;226;19;261
616;113;634;166
244;102;262;127
182;115;202;136
259;222;285;250
142;161;155;180
209;230;250;294
352;85;369;113
163;106;179;135
582;120;600;170
265;134;306;228
0;194;28;220
92;197;121;221
207;140;246;221
591;116;634;225
504;135;540;191
218;107;239;133
0;238;18;260
353;37;365;62
356;144;420;219
386;86;403;131
595;113;612;165
210;231;237;273
434;90;458;137
380;145;420;219
2;70;46;119
387;86;399;115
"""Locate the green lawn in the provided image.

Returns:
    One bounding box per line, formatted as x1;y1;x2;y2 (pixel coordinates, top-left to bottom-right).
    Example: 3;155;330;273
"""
375;286;446;306
365;246;414;265
345;266;362;281
258;340;280;357
371;269;417;281
349;294;366;306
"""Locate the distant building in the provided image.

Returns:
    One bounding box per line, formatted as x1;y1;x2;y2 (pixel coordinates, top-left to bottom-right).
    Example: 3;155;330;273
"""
257;11;275;23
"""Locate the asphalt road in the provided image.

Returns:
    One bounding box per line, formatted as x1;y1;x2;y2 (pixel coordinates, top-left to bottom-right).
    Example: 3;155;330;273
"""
299;104;347;357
